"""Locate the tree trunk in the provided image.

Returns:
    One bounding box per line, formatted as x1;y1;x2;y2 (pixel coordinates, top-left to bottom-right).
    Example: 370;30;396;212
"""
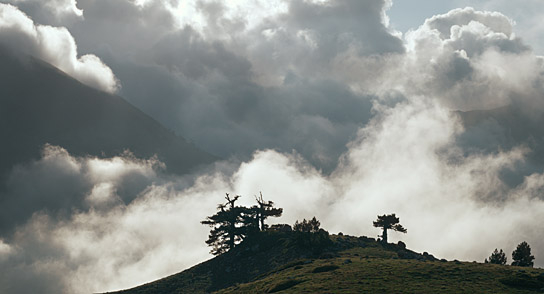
382;228;388;244
229;222;235;250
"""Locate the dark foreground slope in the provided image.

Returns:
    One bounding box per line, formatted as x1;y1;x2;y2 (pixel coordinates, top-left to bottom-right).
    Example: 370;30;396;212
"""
0;47;217;179
107;232;544;293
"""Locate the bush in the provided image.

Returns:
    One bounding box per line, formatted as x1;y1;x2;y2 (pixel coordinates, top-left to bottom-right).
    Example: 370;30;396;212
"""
267;279;302;293
500;273;544;290
295;229;332;254
293;217;321;233
312;265;340;273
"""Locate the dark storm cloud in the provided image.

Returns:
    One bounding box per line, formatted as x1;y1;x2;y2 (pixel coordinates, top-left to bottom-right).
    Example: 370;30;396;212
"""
70;0;178;54
105;22;378;171
2;0;82;25
283;0;404;56
16;0;399;172
3;104;544;294
0;145;236;294
3;1;544;293
0;145;161;234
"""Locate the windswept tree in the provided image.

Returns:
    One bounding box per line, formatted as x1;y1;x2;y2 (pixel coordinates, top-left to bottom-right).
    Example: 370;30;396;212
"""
512;241;535;267
253;192;283;231
485;248;507;265
201;194;247;255
373;213;407;244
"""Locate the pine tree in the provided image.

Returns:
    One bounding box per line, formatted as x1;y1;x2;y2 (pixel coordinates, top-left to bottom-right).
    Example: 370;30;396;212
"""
201;194;247;255
253;192;283;231
373;213;407;244
512;241;535;267
485;248;507;265
293;217;321;233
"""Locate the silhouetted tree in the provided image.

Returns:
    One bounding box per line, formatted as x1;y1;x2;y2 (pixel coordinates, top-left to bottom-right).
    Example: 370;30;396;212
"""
512;241;535;267
293;217;321;233
373;213;407;244
253;192;283;231
269;224;292;232
201;194;247;255
485;248;507;265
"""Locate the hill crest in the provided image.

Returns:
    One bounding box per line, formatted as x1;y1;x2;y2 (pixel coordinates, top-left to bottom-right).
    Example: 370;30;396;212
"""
104;231;544;293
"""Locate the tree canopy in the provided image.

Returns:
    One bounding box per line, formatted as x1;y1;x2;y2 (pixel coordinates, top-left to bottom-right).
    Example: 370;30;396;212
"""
253;192;283;231
201;193;283;255
201;194;248;255
293;217;321;233
373;213;407;244
512;241;535;267
485;248;507;265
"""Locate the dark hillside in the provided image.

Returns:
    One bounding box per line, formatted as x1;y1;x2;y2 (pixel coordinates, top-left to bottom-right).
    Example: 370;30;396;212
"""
0;46;218;234
107;232;544;293
106;232;449;294
0;47;217;180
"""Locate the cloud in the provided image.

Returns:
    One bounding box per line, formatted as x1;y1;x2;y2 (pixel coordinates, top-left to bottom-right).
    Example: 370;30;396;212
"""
3;96;544;293
3;2;544;293
0;3;119;93
401;7;544;111
422;7;514;40
0;144;162;234
108;24;375;171
81;0;400;171
454;0;544;54
4;0;83;24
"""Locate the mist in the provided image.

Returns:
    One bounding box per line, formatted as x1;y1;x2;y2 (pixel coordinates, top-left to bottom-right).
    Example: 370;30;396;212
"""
2;1;544;293
3;94;544;293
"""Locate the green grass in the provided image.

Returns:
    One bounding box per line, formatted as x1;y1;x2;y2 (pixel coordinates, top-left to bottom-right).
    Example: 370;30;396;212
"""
216;246;544;294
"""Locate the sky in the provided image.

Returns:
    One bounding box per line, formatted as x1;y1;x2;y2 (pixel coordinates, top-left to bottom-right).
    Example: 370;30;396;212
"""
1;0;544;293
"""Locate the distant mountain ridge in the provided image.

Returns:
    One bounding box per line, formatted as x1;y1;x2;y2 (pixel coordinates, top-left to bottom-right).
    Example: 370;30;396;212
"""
0;46;217;182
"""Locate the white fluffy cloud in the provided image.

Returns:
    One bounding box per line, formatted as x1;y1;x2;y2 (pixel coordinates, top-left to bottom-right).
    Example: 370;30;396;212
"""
3;2;544;294
400;7;544;111
454;0;544;54
3;96;544;293
0;4;119;93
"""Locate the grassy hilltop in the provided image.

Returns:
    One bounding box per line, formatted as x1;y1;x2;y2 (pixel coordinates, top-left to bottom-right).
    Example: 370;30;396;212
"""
107;231;544;294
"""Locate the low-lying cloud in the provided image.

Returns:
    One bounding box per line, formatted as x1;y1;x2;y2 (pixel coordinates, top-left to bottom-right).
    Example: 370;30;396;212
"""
2;1;544;293
2;95;544;293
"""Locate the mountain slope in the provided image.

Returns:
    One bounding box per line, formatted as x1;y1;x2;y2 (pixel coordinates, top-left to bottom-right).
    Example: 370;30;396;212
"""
0;46;217;180
0;46;218;234
106;232;544;293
